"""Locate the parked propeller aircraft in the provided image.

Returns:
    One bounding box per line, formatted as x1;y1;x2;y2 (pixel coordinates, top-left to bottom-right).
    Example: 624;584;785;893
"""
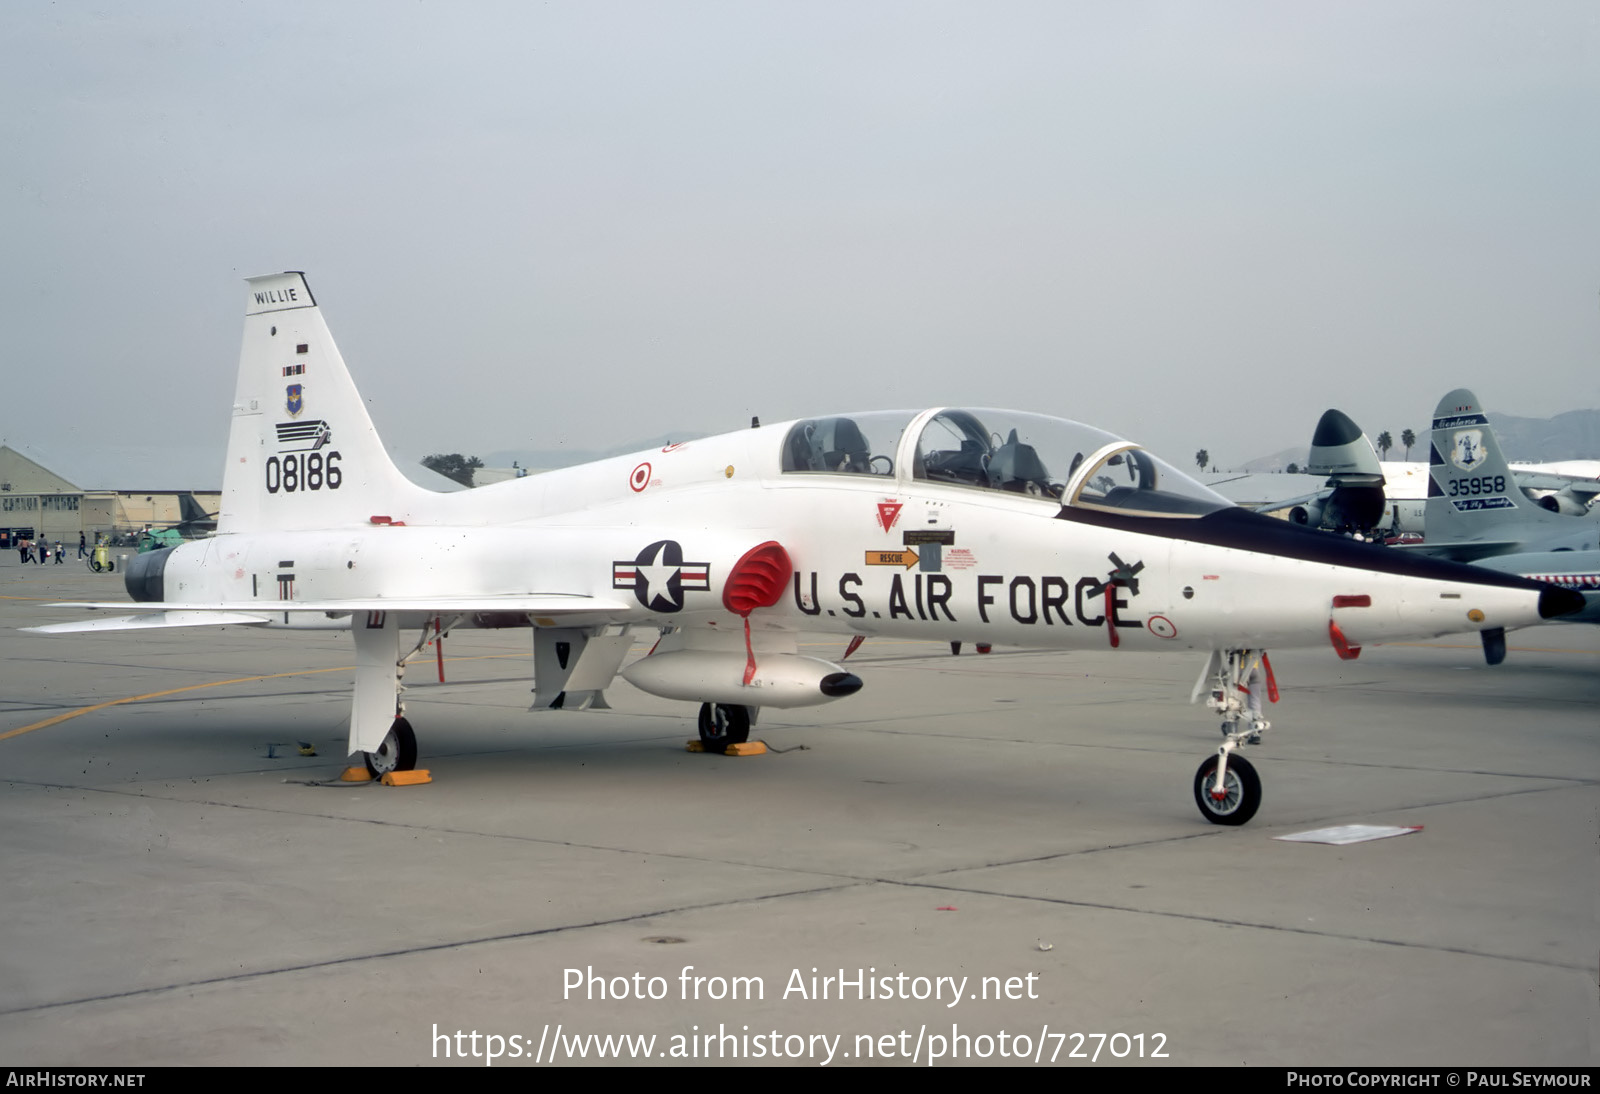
25;275;1586;825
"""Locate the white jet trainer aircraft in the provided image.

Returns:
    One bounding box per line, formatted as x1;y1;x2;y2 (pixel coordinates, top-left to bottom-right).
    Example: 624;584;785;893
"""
29;273;1585;825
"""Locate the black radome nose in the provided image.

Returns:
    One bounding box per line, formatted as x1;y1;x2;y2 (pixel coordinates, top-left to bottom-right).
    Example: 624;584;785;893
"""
820;672;863;698
1537;585;1587;620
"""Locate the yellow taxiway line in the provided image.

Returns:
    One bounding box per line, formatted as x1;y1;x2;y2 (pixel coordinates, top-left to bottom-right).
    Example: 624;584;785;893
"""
0;652;538;742
0;667;356;741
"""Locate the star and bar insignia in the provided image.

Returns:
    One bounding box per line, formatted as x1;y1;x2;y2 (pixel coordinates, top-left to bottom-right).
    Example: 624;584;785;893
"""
612;540;711;612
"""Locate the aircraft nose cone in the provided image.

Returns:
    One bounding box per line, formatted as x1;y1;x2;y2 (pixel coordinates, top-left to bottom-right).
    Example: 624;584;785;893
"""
820;672;864;698
1537;585;1587;620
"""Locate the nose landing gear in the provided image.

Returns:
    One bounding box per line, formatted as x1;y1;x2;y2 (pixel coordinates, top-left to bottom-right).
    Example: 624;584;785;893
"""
1190;649;1273;825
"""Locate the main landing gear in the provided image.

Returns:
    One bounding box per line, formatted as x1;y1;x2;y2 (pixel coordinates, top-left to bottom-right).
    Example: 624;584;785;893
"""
697;703;751;753
350;614;442;778
364;716;418;778
1191;649;1273;826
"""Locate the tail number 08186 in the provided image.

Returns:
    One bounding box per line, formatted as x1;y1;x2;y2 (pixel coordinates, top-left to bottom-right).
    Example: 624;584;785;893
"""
266;451;343;494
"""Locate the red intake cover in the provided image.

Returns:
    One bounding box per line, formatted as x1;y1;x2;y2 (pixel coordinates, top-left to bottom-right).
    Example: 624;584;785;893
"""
723;541;792;615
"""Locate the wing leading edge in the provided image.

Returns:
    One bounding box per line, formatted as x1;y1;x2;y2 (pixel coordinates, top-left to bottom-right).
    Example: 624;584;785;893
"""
24;594;635;634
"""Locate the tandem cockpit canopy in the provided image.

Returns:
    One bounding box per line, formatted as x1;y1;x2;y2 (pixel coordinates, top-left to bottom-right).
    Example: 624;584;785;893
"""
781;408;1231;518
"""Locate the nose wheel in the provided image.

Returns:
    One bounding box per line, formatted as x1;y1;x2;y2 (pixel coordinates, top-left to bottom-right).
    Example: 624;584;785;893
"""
1193;752;1260;826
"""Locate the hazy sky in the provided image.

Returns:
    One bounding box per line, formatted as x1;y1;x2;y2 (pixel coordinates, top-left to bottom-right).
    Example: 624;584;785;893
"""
4;1;1597;485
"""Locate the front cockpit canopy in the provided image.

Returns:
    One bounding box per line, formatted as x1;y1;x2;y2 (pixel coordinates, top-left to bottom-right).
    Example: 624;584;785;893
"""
1068;443;1228;516
915;409;1230;517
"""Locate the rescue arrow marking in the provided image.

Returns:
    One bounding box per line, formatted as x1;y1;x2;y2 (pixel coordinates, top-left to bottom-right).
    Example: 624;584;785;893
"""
865;549;919;570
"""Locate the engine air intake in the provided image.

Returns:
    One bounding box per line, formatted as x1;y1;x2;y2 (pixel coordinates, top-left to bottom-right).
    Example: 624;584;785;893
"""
723;541;792;614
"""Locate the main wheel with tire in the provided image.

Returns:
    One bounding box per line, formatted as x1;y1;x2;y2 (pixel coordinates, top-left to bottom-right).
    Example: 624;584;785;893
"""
1193;753;1260;826
697;703;750;753
364;716;418;777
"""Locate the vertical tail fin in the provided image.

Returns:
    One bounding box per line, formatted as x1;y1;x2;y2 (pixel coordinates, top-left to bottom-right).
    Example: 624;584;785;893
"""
220;273;428;533
1425;388;1563;549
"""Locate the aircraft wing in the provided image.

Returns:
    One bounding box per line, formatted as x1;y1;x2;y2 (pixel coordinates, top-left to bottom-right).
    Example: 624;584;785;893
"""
1516;474;1600;504
27;611;279;634
1249;490;1324;513
25;594;635;634
1388;539;1528;562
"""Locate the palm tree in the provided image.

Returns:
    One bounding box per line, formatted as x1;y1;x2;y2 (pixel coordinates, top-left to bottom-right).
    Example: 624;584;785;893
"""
1401;428;1416;460
1195;449;1210;472
1375;431;1393;460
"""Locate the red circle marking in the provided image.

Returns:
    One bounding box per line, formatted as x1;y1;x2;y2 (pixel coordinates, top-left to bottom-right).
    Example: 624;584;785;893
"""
1147;615;1178;639
630;462;652;492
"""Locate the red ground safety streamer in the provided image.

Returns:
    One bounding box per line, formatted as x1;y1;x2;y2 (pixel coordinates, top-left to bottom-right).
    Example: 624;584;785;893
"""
741;617;756;685
1328;620;1361;660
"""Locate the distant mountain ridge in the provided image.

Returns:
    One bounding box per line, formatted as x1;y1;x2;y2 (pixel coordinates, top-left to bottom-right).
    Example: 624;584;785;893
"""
1486;409;1600;462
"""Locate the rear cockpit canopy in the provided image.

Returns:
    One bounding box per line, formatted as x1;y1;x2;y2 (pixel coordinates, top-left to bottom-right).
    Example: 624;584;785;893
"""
782;408;1230;518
